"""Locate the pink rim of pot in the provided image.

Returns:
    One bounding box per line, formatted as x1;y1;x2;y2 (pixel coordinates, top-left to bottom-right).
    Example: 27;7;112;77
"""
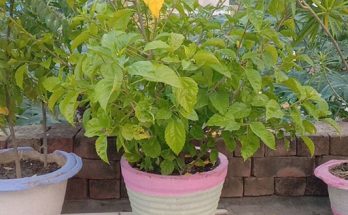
121;153;228;197
332;208;343;215
314;160;348;191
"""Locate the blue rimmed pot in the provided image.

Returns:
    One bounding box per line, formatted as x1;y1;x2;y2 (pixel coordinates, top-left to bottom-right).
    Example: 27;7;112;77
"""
0;147;82;215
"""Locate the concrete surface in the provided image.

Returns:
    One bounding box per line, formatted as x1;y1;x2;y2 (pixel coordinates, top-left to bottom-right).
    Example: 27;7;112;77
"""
62;196;332;215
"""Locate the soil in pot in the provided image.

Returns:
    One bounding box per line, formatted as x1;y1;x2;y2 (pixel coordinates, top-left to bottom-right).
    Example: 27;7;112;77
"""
133;153;220;175
0;159;60;179
330;162;348;180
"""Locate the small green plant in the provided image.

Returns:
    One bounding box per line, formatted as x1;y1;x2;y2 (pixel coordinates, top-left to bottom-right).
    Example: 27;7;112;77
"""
45;0;338;175
0;0;72;177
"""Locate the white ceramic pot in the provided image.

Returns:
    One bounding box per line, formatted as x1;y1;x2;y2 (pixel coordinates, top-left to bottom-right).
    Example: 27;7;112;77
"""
0;147;82;215
315;160;348;215
121;153;228;215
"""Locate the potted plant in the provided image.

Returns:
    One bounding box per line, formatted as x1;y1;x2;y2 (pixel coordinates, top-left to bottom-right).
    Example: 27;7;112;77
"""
0;1;82;214
48;0;338;214
315;160;348;215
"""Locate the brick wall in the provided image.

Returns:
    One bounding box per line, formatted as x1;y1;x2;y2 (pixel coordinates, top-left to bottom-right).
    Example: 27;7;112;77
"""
1;122;347;200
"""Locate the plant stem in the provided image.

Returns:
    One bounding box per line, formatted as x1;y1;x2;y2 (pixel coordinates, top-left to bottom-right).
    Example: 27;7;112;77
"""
41;102;48;167
5;0;22;179
4;88;22;178
297;0;348;72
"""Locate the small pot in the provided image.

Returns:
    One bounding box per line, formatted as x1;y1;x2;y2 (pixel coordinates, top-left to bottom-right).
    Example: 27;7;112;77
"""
0;147;82;215
315;160;348;215
121;153;228;215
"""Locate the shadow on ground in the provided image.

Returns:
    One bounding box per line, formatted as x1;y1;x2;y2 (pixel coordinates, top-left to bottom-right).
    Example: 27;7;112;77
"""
62;196;332;215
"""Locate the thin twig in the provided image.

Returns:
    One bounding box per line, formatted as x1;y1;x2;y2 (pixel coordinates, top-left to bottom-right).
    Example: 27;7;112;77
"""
297;0;348;72
41;102;48;167
6;0;22;179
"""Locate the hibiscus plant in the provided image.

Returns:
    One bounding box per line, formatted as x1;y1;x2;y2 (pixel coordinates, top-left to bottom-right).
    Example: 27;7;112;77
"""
45;0;338;175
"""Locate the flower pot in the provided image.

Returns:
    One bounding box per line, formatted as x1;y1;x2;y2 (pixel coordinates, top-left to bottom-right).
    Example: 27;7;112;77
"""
315;160;348;215
121;153;228;215
0;147;82;215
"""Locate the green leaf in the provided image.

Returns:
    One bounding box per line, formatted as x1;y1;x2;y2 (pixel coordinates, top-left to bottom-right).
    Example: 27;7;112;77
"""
303;120;317;135
128;61;182;88
71;30;90;50
144;40;169;51
321;118;341;134
121;124;150;141
263;45;278;67
247;9;264;31
245;69;262;93
96;135;109;164
116;135;124;152
135;100;154;123
194;50;220;65
142;139;161;158
95;63;123;110
227;102;251;119
210;149;219;164
160;160;175;175
43;77;60;92
209;91;229;114
290;108;305;135
206;114;241;131
222;131;236;152
108;9;134;31
250;122;276;150
59;91;79;124
251;94;269;107
266;100;284;120
165;118;186;155
301;136;315;157
48;88;64;111
66;0;75;8
174;77;198;113
169;33;185;51
240;132;260;160
15;64;28;89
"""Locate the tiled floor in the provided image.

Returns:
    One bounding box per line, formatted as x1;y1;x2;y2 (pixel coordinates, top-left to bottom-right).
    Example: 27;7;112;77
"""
63;197;332;215
66;211;228;215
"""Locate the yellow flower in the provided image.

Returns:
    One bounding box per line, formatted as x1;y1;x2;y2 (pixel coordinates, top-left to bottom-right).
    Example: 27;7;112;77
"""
0;107;9;116
143;0;164;19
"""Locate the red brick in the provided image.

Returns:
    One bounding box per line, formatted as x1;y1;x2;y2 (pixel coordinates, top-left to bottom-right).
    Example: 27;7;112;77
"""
330;136;348;156
330;122;348;156
47;124;80;153
265;139;296;157
89;179;120;199
235;144;264;157
244;177;274;196
7;125;42;150
316;155;348;166
228;158;251;177
305;176;328;196
65;178;88;200
77;159;120;179
74;131;121;160
297;135;329;156
275;178;306;196
221;177;243;197
253;157;314;177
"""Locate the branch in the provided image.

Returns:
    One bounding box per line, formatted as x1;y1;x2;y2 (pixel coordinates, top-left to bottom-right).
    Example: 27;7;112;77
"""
297;0;348;72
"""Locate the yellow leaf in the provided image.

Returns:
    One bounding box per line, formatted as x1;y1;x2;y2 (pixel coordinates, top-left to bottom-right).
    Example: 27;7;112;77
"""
0;107;9;116
143;0;164;19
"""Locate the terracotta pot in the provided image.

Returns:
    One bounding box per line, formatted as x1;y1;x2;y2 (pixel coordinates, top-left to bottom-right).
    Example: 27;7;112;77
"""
0;147;82;215
315;160;348;215
121;153;228;215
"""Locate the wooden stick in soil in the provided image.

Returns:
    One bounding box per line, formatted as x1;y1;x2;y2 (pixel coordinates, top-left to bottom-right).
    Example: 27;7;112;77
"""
41;102;48;168
4;88;22;179
5;0;22;178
